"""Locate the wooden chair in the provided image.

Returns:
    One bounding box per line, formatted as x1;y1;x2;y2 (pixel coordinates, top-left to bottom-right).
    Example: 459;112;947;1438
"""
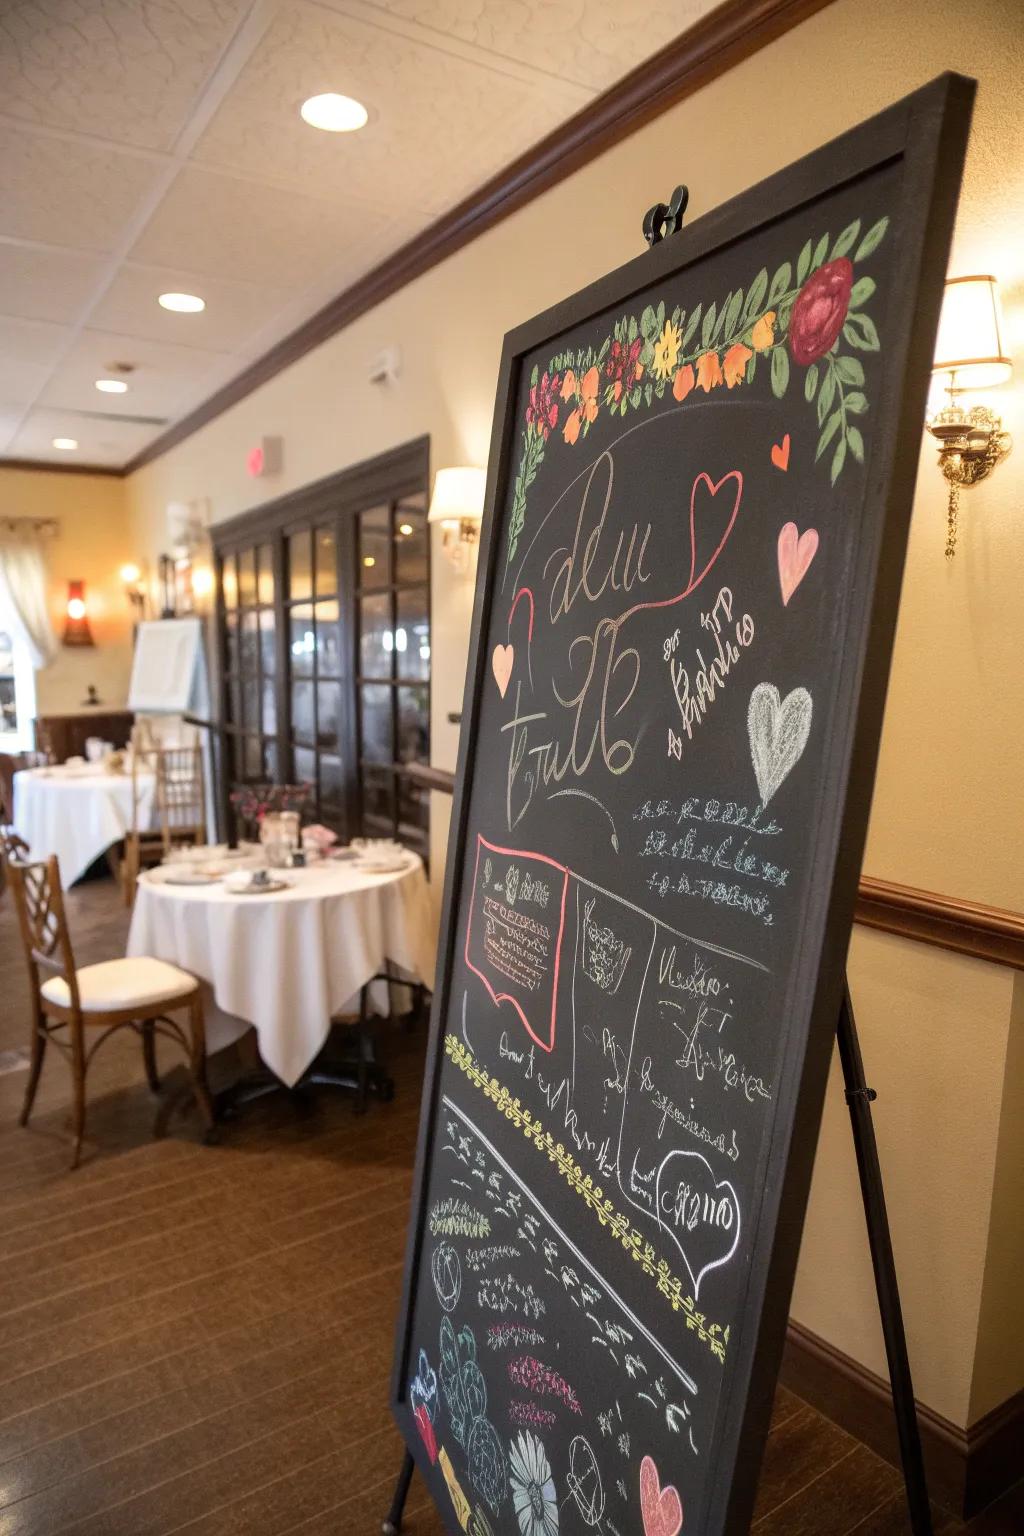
8;855;215;1168
123;741;205;904
0;822;30;897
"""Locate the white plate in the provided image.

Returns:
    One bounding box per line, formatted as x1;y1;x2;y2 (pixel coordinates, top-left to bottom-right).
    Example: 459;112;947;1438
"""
157;869;221;886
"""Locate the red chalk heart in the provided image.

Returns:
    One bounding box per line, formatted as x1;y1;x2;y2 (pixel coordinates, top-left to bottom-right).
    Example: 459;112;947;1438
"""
771;433;791;471
640;1454;683;1536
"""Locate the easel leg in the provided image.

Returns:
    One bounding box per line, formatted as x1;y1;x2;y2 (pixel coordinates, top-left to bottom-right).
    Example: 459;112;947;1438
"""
381;1449;416;1535
837;982;933;1536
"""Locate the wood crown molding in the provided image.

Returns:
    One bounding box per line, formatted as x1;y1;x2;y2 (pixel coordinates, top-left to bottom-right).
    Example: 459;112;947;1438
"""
0;457;121;480
782;1319;1024;1518
411;768;1024;971
124;0;836;476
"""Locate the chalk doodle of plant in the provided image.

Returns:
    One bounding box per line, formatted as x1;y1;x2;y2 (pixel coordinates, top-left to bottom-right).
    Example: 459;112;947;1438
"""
438;1316;507;1514
506;215;890;567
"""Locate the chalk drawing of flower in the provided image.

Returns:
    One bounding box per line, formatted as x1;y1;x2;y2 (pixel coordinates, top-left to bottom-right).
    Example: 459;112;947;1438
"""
509;1431;559;1536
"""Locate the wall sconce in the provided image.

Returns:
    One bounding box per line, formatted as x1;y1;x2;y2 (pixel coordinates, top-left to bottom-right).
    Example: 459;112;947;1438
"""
927;275;1013;558
428;467;485;568
63;580;94;647
120;562;147;618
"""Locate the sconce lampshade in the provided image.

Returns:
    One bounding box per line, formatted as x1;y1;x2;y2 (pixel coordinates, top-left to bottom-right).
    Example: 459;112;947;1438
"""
932;275;1012;389
63;579;94;647
428;467;486;525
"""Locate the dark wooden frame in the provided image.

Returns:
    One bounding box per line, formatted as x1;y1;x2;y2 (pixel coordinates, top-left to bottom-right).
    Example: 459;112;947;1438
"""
390;74;975;1535
209;438;431;845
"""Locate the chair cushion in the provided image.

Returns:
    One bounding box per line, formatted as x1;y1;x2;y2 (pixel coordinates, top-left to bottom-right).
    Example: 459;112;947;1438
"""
41;958;198;1013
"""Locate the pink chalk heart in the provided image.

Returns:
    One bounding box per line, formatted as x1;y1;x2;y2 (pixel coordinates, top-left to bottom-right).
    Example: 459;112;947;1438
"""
771;433;791;471
640;1455;683;1536
777;521;819;606
491;643;514;697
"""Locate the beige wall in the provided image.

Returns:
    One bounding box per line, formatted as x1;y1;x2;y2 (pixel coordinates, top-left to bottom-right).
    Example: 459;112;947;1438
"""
0;467;134;720
122;0;1024;1429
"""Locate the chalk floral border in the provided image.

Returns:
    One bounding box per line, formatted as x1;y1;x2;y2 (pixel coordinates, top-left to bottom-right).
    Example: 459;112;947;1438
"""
507;215;890;568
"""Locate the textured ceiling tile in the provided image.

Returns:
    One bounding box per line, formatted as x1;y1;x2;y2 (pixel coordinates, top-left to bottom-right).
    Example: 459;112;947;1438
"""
128;164;407;287
0;316;72;408
190;0;586;215
346;0;714;89
7;405;156;465
37;326;235;418
92;263;293;353
0;0;251;152
0;124;162;252
0;243;107;325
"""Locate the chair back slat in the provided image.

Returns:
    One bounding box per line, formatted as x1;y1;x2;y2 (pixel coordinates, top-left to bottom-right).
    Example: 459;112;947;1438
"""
7;857;79;1008
156;745;205;850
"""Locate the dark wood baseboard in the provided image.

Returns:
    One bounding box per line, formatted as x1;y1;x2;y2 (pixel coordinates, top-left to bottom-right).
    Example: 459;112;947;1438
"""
782;1319;1024;1518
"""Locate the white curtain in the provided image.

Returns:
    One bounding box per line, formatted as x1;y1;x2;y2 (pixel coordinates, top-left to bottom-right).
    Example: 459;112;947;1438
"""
0;538;59;669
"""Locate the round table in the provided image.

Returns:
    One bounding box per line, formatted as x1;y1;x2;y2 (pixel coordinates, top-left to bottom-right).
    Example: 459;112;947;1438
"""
126;854;436;1087
13;765;156;888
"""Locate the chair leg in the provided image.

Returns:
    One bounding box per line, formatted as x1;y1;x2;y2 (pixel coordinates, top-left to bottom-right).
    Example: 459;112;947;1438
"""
19;1009;47;1127
141;1020;160;1093
70;1023;87;1170
187;995;216;1135
355;986;370;1115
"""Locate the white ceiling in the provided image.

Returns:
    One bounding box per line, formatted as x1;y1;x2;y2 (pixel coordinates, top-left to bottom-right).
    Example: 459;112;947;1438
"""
0;0;714;470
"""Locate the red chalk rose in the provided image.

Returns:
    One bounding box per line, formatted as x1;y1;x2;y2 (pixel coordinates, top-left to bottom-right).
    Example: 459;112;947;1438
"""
789;257;854;365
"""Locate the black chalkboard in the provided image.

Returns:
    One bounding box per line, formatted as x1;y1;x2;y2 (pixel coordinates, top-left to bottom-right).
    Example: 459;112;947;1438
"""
392;75;973;1536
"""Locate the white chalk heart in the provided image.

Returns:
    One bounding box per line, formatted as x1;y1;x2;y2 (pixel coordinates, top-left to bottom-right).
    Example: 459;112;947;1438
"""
491;643;514;698
747;683;813;806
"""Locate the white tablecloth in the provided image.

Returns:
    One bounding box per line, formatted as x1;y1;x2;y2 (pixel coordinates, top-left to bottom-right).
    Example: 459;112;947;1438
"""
126;855;436;1086
13;766;156;889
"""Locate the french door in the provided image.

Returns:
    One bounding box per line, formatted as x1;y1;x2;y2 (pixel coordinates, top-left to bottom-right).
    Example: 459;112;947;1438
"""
212;439;431;856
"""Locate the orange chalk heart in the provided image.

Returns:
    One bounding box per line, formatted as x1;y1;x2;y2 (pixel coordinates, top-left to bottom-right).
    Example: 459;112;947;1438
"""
491;643;514;697
771;433;791;471
777;521;819;606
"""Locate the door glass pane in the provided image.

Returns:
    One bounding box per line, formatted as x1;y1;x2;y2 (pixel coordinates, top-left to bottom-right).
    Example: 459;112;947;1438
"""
292;681;315;745
320;754;344;806
243;734;262;777
359;506;389;589
264;740;279;781
317;683;340;749
224;611;239;673
262;679;277;735
315;527;337;596
289;530;313;600
360;684;392;763
359;592;391;678
238;547;257;606
398;774;429;840
289;604;315;677
395;502;428;585
315;601;341;677
228;680;242;728
362;766;394;826
396;588;429;681
222;555;238;609
257;543;275;605
259;610;276;676
243;675;260;733
397;685;429;763
293;746;316;792
240;611;259;674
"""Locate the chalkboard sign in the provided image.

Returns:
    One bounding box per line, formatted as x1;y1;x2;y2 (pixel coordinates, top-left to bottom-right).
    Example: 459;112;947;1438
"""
392;76;973;1536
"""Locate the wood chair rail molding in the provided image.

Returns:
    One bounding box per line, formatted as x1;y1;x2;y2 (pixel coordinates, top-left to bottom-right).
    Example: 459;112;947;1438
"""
419;766;1024;969
123;0;836;476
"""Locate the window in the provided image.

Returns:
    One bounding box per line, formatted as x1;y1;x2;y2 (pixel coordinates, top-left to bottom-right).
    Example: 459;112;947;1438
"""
0;615;36;752
213;440;431;856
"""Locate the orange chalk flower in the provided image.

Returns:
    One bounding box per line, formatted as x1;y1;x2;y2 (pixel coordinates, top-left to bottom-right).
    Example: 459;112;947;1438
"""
563;365;600;442
723;342;753;388
561;370;576;400
696;351;724;392
579;366;600;424
750;310;777;352
673;364;695;401
563;409;582;445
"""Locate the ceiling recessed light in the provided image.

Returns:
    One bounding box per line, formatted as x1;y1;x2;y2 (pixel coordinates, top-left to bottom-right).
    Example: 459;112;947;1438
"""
300;92;368;133
95;378;129;394
53;437;78;451
159;291;205;313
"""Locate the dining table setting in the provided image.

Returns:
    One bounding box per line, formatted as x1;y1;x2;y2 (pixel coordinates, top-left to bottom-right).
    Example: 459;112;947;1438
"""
126;831;436;1097
12;748;156;888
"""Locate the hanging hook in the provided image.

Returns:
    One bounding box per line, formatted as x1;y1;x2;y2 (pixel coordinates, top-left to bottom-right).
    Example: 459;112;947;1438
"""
643;185;689;248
